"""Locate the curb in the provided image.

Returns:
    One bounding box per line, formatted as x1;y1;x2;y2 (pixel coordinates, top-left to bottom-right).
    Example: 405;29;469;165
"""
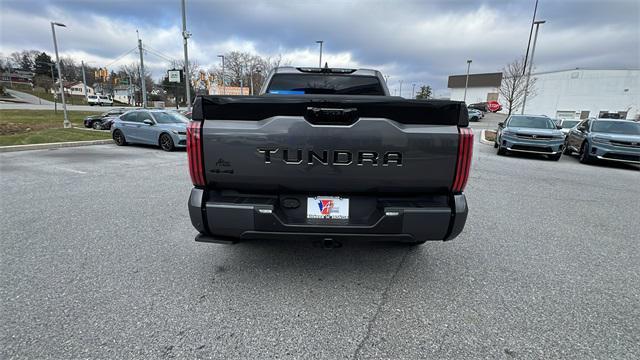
479;129;495;145
0;139;114;153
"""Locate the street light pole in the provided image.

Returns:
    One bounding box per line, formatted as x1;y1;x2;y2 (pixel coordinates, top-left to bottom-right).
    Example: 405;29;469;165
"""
218;55;225;95
249;64;254;95
81;60;88;101
463;59;472;104
399;80;403;97
412;83;416;99
316;40;323;68
523;0;540;76
51;21;70;128
181;0;192;110
521;20;545;115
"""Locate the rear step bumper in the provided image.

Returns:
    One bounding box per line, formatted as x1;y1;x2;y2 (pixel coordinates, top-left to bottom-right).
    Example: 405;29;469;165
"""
188;188;468;243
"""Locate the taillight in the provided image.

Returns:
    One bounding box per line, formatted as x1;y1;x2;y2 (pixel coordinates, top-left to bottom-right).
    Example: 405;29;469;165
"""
452;128;474;192
187;121;206;187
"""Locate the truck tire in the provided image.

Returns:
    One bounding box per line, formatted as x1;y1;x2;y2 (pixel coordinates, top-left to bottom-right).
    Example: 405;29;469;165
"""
112;130;127;146
159;133;174;152
563;141;573;155
497;144;507;155
550;153;562;161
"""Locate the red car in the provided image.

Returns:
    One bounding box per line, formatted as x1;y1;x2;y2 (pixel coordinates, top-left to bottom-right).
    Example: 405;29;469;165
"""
487;101;502;112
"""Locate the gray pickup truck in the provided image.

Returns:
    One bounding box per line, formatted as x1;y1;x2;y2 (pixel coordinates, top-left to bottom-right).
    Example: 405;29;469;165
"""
186;67;473;245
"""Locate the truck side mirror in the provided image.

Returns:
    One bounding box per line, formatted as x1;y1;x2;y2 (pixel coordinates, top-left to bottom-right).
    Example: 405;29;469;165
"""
143;119;154;126
498;122;504;127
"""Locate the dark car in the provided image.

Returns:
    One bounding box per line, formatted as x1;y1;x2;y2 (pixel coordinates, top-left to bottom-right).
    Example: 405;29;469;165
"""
95;115;119;130
468;102;488;112
84;108;128;129
564;118;640;164
495;115;565;160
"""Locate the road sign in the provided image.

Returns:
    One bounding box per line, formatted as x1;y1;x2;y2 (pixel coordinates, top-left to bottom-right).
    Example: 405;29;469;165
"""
168;69;181;83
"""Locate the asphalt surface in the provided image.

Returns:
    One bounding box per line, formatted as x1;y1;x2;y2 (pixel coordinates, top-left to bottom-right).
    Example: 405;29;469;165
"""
1;136;639;359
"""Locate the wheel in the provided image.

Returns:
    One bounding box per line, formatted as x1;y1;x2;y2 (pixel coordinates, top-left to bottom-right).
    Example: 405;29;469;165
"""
563;141;573;155
92;121;102;130
550;153;562;161
112;129;127;146
497;140;507;155
470;116;478;122
494;141;499;148
579;142;593;164
159;133;174;151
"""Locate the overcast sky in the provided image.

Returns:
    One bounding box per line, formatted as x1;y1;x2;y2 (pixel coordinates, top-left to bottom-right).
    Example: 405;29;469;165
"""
1;0;638;95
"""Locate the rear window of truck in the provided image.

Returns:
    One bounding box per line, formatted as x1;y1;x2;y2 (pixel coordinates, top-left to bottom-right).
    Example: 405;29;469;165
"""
267;74;385;95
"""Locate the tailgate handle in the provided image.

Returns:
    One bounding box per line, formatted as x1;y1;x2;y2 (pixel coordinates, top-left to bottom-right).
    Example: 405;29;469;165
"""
305;107;359;125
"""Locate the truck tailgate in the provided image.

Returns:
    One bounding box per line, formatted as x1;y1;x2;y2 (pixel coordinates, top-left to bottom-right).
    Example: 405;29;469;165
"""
193;95;468;194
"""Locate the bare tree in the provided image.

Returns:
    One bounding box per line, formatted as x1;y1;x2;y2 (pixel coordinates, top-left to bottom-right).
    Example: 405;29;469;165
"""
499;57;537;115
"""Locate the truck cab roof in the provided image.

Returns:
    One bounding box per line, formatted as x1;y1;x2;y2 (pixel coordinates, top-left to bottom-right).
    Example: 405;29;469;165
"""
261;66;389;95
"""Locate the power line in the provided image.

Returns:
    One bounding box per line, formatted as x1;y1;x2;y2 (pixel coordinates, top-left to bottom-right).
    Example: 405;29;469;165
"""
103;47;138;68
142;45;178;64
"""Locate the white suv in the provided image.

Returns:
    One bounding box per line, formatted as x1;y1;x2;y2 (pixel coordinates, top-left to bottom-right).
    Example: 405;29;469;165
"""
88;94;113;106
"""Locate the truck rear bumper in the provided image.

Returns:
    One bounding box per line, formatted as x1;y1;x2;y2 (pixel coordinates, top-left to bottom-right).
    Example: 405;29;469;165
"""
188;188;468;243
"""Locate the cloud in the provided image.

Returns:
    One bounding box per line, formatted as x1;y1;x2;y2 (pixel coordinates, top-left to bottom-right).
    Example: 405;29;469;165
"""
1;0;638;94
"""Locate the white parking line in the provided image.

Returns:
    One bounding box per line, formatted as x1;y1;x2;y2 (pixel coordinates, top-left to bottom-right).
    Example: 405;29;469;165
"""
54;167;87;174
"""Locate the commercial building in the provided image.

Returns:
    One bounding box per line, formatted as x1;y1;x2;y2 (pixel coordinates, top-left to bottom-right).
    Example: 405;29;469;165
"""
448;69;639;120
448;72;502;104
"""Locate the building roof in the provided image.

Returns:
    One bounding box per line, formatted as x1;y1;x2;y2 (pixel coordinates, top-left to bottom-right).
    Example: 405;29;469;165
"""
448;72;502;88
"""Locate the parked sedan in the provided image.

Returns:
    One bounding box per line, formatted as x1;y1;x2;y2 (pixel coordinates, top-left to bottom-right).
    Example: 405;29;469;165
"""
495;115;565;160
84;108;128;129
564;118;640;164
468;108;483;122
111;109;189;151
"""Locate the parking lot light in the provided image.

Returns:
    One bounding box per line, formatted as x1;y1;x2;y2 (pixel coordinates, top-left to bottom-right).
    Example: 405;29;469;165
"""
521;20;546;114
51;21;70;128
463;59;472;104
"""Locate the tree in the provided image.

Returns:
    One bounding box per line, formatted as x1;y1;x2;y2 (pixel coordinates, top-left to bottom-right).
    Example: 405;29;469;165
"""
208;52;287;94
34;52;54;77
415;85;432;100
499;57;536;115
20;54;34;72
33;74;53;92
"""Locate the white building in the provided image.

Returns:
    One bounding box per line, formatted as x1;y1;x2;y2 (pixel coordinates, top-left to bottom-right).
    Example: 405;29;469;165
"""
519;69;639;120
68;82;94;96
448;69;640;120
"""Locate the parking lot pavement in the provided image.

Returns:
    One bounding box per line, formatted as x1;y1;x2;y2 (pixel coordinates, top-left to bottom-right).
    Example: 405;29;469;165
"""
1;143;639;359
469;111;506;130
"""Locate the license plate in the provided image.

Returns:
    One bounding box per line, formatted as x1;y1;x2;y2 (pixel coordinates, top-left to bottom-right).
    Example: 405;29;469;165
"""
307;196;349;220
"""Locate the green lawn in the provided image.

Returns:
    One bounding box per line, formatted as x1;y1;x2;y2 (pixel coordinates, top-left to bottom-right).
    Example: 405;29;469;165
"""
0;128;111;146
0;109;111;146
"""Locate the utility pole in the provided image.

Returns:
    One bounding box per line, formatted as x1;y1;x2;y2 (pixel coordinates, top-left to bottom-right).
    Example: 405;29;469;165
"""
523;0;540;76
51;22;69;128
521;20;545;114
399;80;403;97
316;40;323;68
217;55;225;95
463;59;472;103
128;75;133;106
181;0;192;110
249;64;254;95
412;83;416;99
137;31;147;108
81;60;88;101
